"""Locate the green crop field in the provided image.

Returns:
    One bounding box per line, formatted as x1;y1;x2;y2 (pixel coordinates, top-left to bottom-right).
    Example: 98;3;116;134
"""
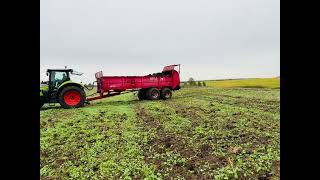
40;86;280;179
204;78;280;89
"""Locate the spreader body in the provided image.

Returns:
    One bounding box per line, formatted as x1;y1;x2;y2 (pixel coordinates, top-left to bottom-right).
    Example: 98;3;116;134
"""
87;65;181;101
95;68;180;94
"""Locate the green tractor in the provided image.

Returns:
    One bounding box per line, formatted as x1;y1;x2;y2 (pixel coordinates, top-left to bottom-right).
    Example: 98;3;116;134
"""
40;69;87;109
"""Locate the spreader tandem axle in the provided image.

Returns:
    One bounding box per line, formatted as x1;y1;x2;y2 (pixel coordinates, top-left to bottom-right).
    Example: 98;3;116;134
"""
40;65;181;109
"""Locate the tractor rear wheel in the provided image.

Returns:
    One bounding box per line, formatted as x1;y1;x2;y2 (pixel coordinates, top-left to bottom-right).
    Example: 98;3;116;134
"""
160;88;172;100
146;88;160;100
59;86;86;109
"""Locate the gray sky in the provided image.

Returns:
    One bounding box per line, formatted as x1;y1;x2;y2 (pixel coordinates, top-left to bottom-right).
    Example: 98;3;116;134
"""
41;0;280;83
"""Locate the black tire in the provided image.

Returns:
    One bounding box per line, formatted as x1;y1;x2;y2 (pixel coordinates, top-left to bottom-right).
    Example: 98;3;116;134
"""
40;97;44;109
58;86;86;109
160;88;172;100
138;89;147;100
146;88;160;100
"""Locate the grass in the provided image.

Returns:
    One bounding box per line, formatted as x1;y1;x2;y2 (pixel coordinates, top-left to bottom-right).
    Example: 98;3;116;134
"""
204;78;280;89
40;86;280;179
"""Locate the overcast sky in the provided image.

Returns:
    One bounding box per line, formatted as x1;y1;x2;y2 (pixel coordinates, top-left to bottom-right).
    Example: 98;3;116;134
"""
40;0;280;83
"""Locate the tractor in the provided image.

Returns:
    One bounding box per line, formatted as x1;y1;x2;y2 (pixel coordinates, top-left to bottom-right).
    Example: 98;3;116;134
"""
40;69;86;109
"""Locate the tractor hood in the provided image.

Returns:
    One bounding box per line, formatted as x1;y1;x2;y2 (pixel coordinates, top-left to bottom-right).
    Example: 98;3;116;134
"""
40;84;49;97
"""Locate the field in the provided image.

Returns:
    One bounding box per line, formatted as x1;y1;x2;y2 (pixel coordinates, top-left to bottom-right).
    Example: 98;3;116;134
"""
40;86;280;179
204;78;280;89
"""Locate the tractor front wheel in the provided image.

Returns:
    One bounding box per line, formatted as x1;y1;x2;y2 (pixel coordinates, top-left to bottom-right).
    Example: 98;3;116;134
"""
59;86;86;109
40;97;44;109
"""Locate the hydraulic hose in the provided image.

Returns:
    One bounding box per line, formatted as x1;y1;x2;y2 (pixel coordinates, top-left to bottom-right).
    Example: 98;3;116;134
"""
84;81;100;98
84;81;97;91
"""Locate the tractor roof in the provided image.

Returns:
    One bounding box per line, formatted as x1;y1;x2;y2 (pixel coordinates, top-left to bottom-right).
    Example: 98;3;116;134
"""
47;69;73;72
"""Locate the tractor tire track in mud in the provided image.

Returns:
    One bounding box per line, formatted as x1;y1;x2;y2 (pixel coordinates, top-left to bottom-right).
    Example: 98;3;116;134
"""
135;102;228;179
162;89;280;179
176;93;279;114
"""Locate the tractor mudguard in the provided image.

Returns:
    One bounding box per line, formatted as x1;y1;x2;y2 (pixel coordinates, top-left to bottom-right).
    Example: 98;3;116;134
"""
58;81;84;90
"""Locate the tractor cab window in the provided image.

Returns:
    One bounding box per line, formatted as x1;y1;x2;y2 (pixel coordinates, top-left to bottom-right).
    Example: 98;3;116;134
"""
50;71;69;89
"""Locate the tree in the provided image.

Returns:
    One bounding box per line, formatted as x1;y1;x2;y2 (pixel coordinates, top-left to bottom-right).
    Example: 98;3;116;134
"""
203;82;206;87
188;77;196;86
198;81;202;86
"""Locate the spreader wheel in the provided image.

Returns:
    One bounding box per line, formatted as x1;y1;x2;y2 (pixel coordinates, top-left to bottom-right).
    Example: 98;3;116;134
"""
59;86;86;109
138;89;147;100
160;88;172;100
146;88;160;100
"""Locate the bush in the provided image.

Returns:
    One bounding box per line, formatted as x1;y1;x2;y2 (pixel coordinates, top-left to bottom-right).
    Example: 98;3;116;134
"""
188;78;196;86
203;82;206;86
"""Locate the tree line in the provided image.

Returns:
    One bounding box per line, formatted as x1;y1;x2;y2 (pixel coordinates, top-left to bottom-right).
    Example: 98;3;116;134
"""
182;77;206;87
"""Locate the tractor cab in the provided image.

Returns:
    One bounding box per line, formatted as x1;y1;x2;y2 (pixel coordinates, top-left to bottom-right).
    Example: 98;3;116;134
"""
46;69;73;90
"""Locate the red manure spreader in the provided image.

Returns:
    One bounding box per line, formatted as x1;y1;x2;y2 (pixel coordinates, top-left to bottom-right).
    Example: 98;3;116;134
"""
88;64;181;101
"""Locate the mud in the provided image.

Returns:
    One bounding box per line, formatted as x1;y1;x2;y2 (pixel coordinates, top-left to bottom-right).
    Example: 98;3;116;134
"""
136;104;228;179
